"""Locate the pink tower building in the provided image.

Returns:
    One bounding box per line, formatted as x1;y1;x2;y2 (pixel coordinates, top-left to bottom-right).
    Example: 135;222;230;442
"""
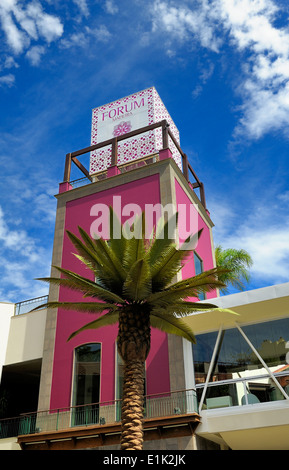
37;87;217;449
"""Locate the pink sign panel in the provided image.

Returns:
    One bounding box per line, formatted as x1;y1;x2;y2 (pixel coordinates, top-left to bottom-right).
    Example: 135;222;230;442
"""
90;87;182;173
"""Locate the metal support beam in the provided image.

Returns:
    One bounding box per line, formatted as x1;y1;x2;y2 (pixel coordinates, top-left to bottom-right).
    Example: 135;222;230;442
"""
198;326;223;413
183;153;189;181
235;323;289;400
162;121;169;149
63;153;72;182
111;137;118;166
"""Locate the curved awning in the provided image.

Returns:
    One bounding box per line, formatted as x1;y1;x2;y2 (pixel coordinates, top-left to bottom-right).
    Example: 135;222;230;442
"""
182;282;289;335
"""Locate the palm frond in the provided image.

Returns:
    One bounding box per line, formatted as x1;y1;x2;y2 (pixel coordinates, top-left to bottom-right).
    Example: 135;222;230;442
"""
31;300;117;314
150;230;203;290
215;245;253;293
72;253;99;276
108;207;128;262
168;268;227;294
148;213;179;268
78;226;100;253
37;266;125;304
150;245;187;290
150;301;219;318
66;230;103;272
147;268;226;307
150;312;196;343
122;258;152;301
34;214;239;354
93;236;127;281
67;311;120;341
67;229;122;291
68;228;126;291
122;213;146;269
179;229;203;251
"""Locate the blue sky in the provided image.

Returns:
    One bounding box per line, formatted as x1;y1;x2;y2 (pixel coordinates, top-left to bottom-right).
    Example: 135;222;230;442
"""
0;0;289;302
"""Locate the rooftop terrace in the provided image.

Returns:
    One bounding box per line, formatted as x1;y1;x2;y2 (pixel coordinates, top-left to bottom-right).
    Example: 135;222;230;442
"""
59;120;207;210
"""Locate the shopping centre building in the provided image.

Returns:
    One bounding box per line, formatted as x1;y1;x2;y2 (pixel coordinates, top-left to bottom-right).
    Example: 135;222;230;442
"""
1;88;289;450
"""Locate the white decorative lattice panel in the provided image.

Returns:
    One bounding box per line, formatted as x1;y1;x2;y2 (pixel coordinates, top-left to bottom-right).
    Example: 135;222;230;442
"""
90;87;181;174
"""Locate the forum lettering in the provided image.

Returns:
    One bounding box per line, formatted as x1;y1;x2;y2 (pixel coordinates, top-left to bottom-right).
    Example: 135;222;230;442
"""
101;98;145;121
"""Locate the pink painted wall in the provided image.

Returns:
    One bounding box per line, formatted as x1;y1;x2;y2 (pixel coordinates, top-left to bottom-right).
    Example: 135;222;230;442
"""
50;174;170;410
175;180;217;299
49;173;217;411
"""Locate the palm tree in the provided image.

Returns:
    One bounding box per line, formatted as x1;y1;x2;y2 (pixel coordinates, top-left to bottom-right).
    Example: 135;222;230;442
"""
35;211;231;450
215;245;253;294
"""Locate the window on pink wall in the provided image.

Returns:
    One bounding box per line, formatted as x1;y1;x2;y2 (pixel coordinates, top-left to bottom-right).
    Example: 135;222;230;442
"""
72;343;101;426
194;252;206;301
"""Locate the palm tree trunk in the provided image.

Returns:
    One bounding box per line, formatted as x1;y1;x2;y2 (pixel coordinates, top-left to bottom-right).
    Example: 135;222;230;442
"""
120;359;145;450
117;306;151;450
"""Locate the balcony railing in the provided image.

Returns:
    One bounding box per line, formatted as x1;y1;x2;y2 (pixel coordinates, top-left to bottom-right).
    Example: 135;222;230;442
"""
14;295;48;315
69;154;159;189
196;370;289;411
62;120;207;209
0;388;198;440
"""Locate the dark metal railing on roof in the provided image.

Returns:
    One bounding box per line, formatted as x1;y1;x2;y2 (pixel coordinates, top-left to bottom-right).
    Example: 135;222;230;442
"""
14;295;48;315
63;120;207;209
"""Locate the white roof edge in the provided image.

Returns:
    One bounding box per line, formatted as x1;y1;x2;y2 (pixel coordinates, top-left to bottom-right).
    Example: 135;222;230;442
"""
202;282;289;309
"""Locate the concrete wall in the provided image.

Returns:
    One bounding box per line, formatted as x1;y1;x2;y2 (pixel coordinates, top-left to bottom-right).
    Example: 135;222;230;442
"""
0;303;14;380
0;437;21;450
5;309;47;365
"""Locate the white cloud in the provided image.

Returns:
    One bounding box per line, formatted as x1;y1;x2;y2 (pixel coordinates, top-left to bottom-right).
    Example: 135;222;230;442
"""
33;192;57;223
0;204;51;301
0;257;50;302
221;223;289;283
27;2;63;43
208;198;237;241
0;0;63;54
73;0;90;17
26;44;45;65
92;24;111;42
278;191;289;203
152;0;289;141
236;79;289;139
60;25;111;49
192;62;215;98
216;0;289;139
0;205;37;257
0;73;15;87
215;0;288;55
211;196;289;286
152;0;222;53
0;5;28;53
3;55;19;69
104;0;119;15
